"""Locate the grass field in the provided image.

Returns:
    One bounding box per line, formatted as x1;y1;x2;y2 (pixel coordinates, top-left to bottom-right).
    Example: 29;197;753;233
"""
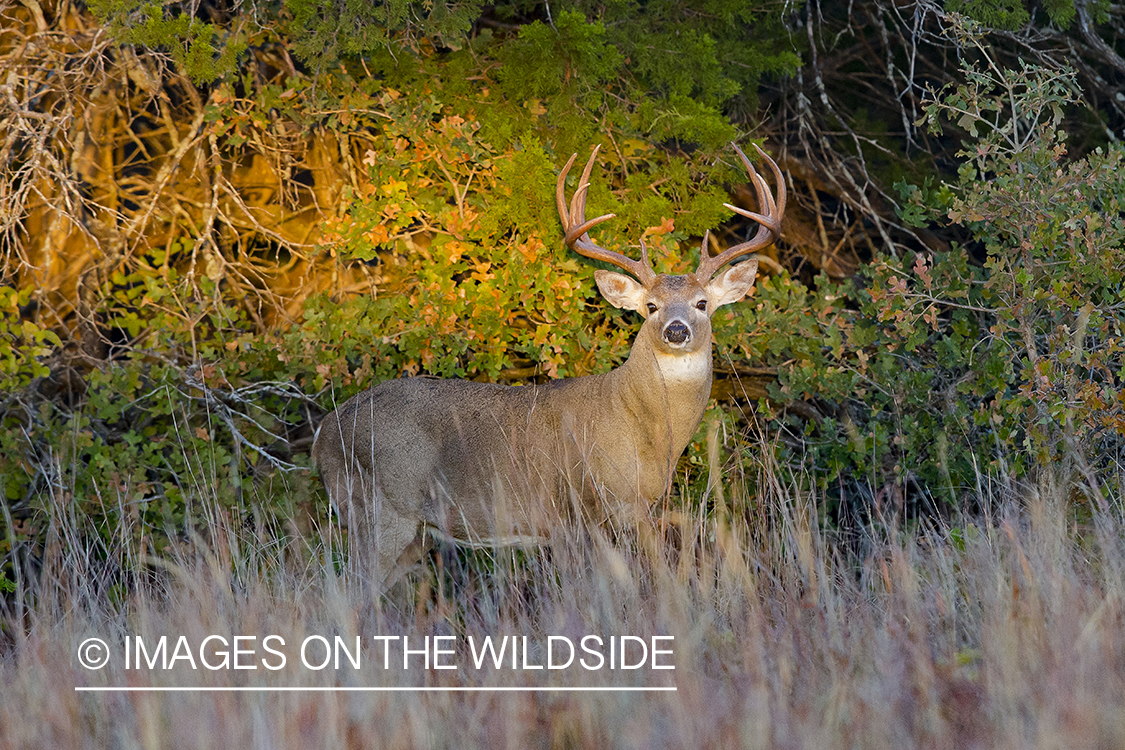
2;448;1123;749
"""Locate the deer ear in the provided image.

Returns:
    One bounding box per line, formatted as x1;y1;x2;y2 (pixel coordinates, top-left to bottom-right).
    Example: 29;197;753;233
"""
595;270;648;312
705;258;759;308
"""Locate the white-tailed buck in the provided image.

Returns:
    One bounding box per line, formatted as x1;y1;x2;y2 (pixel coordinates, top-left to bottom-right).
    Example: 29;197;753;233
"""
313;143;785;589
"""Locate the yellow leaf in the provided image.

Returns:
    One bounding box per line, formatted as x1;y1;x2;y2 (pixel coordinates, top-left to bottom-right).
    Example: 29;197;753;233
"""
621;138;652;156
381;180;408;196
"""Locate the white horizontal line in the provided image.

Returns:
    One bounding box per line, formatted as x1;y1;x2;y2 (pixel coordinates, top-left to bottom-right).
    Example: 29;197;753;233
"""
76;686;677;693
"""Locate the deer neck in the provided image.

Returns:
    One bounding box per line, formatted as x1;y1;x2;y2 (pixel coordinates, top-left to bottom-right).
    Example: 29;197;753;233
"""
609;330;713;454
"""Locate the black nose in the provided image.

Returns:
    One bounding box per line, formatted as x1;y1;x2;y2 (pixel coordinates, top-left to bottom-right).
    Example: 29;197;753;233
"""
663;321;690;345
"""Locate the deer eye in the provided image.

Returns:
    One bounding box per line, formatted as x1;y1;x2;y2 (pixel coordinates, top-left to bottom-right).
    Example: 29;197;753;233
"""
696;300;707;311
646;303;658;314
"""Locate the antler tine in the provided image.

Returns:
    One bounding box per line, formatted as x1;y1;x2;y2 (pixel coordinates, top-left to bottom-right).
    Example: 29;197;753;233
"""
695;143;786;282
569;142;601;228
556;152;578;226
556;146;656;284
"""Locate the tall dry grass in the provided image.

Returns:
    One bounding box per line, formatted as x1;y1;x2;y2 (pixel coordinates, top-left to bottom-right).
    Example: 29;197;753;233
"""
1;446;1124;749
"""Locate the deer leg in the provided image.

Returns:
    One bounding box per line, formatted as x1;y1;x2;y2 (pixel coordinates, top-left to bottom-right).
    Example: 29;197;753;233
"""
385;531;432;590
336;476;421;594
372;507;425;592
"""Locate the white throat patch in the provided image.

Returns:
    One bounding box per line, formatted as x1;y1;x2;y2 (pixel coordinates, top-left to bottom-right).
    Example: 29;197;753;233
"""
653;348;711;384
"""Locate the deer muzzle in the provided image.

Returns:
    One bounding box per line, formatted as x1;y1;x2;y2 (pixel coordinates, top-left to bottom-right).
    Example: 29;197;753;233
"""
663;320;691;346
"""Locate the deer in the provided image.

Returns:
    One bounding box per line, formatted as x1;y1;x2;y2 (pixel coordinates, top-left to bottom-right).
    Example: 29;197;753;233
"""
312;143;785;590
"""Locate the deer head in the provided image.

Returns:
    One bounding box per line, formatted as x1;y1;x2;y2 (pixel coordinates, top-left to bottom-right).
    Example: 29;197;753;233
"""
556;143;785;367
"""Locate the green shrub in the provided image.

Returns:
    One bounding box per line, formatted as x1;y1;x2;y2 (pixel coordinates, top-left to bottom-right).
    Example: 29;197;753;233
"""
782;52;1125;508
88;0;245;83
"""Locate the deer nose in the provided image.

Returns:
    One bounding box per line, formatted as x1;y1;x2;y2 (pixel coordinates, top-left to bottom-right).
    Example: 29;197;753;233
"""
663;320;691;345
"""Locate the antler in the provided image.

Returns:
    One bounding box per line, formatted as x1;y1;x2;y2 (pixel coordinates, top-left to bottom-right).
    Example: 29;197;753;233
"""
694;143;786;282
557;146;656;285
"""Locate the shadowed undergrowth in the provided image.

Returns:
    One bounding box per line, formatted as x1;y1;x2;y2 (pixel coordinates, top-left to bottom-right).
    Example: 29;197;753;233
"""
1;451;1123;750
